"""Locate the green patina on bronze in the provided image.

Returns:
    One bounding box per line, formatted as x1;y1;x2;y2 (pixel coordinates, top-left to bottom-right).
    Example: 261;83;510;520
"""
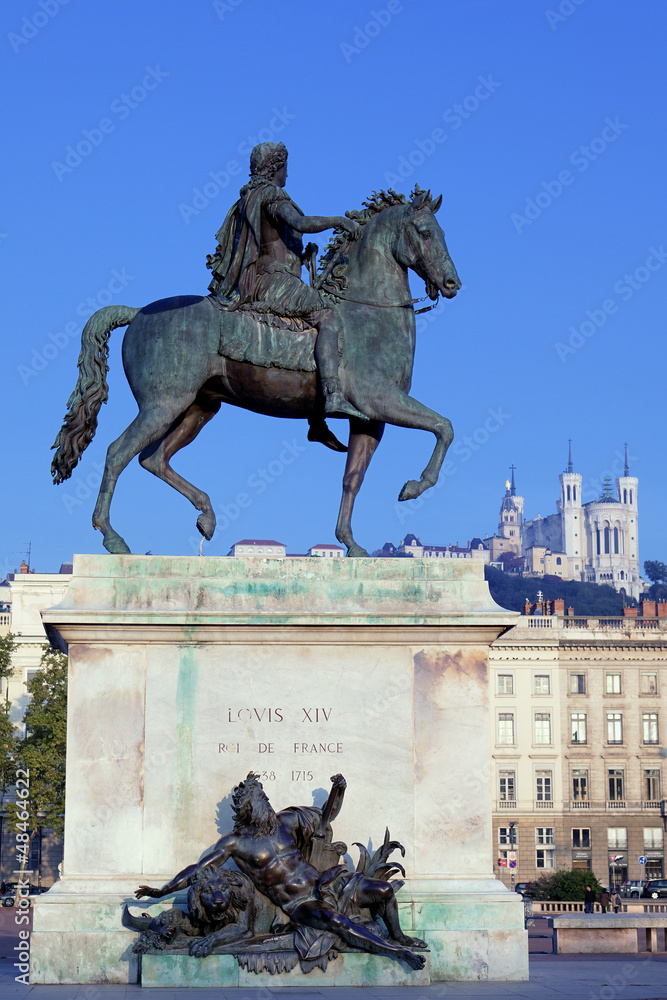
50;144;461;556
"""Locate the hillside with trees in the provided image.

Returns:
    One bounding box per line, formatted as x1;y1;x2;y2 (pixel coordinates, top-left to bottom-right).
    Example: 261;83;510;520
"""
485;566;628;616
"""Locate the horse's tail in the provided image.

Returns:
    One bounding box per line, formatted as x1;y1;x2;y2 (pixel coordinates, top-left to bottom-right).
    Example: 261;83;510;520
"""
50;304;141;484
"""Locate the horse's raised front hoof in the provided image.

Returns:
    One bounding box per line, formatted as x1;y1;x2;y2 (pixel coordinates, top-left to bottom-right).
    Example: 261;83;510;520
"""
398;479;421;502
346;543;370;557
196;510;216;540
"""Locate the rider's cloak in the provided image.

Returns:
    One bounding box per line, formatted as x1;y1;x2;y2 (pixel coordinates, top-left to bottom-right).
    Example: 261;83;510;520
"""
207;181;291;305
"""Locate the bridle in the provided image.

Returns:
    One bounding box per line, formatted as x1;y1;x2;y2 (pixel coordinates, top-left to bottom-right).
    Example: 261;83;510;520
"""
329;290;440;314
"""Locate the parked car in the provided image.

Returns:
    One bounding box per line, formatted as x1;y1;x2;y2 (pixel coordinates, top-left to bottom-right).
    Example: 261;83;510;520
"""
642;879;667;899
622;879;647;898
1;884;49;907
514;882;533;897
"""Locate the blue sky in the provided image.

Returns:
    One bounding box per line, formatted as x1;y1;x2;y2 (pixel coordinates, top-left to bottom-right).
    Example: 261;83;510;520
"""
1;0;666;571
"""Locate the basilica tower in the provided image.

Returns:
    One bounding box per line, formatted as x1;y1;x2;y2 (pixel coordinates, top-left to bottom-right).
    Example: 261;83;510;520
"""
497;466;524;556
558;440;584;579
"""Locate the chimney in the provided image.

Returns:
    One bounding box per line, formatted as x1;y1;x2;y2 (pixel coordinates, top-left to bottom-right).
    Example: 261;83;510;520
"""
657;601;667;619
552;598;565;615
641;600;657;618
20;561;29;574
623;606;638;617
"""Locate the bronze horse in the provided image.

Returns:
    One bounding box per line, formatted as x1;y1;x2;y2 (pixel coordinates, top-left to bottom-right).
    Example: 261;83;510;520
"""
51;187;460;556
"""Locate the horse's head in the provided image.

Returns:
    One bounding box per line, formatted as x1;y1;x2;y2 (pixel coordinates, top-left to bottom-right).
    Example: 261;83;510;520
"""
397;188;461;301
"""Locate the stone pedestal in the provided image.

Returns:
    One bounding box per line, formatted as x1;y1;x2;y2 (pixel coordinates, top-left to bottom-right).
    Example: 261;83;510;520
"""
30;555;527;984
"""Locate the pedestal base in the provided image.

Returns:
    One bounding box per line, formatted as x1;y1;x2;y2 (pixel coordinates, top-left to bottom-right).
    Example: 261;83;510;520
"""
141;951;430;989
31;555;527;984
30;878;527;984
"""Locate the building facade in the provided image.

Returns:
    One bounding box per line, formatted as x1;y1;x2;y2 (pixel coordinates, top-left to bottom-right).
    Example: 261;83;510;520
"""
0;562;71;887
490;600;667;891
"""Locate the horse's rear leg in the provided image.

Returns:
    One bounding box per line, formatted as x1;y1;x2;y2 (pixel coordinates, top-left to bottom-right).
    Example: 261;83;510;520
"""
335;420;384;556
139;399;221;540
373;387;453;501
92;401;192;553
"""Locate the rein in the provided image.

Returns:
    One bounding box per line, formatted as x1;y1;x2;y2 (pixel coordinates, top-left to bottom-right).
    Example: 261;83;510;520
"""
330;290;440;315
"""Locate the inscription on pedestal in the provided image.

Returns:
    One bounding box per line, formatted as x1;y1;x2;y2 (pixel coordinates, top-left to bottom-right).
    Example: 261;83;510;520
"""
216;706;343;783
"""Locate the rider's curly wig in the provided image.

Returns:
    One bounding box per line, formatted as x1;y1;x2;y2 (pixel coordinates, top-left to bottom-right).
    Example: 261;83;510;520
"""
240;142;288;195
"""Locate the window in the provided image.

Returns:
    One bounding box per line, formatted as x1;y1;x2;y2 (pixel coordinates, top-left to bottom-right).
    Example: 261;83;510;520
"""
534;713;552;745
572;769;588;801
497;674;514;695
29;834;40;873
499;827;518;846
571;712;587;744
498;713;515;745
535;827;554;845
608;769;624;801
641;672;658;695
573;485;577;501
643;712;659;744
536;849;555;868
645;768;661;802
534;674;550;695
606;673;622;694
567;485;571;501
499;770;516;802
608;827;627;849
607;712;623;744
570;673;586;695
644;828;664;850
572;828;591;848
536;771;552;802
25;669;39;690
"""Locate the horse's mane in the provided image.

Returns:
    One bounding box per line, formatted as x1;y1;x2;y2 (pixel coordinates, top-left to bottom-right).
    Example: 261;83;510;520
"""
315;188;408;298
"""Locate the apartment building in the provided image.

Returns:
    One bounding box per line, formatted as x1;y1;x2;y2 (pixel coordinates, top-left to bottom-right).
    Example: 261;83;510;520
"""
0;562;71;886
490;598;667;890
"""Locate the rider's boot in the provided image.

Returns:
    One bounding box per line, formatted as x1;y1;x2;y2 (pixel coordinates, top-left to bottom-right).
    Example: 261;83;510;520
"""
323;378;368;421
307;417;348;452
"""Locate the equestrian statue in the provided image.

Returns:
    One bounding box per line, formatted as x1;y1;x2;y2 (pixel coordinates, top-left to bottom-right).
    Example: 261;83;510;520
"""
51;141;461;555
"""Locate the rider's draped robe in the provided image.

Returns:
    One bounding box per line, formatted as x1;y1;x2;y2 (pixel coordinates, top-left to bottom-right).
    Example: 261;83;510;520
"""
207;181;325;317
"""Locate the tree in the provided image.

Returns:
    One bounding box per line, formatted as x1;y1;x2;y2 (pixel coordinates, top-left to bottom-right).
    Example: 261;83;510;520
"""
644;561;667;584
5;646;67;882
0;634;20;793
530;868;602;902
644;561;667;601
498;552;524;573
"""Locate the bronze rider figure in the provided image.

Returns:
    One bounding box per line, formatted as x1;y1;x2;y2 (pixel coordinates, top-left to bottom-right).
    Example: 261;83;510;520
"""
207;141;366;423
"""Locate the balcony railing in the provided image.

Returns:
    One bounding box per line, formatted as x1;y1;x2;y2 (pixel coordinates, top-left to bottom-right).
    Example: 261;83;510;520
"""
569;800;590;809
643;800;661;809
497;800;516;809
559;616;666;631
535;800;554;809
0;613;10;627
562;618;589;629
527;617;554;629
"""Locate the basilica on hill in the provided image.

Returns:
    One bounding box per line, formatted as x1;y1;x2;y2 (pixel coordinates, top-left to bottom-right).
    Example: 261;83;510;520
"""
484;444;642;601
